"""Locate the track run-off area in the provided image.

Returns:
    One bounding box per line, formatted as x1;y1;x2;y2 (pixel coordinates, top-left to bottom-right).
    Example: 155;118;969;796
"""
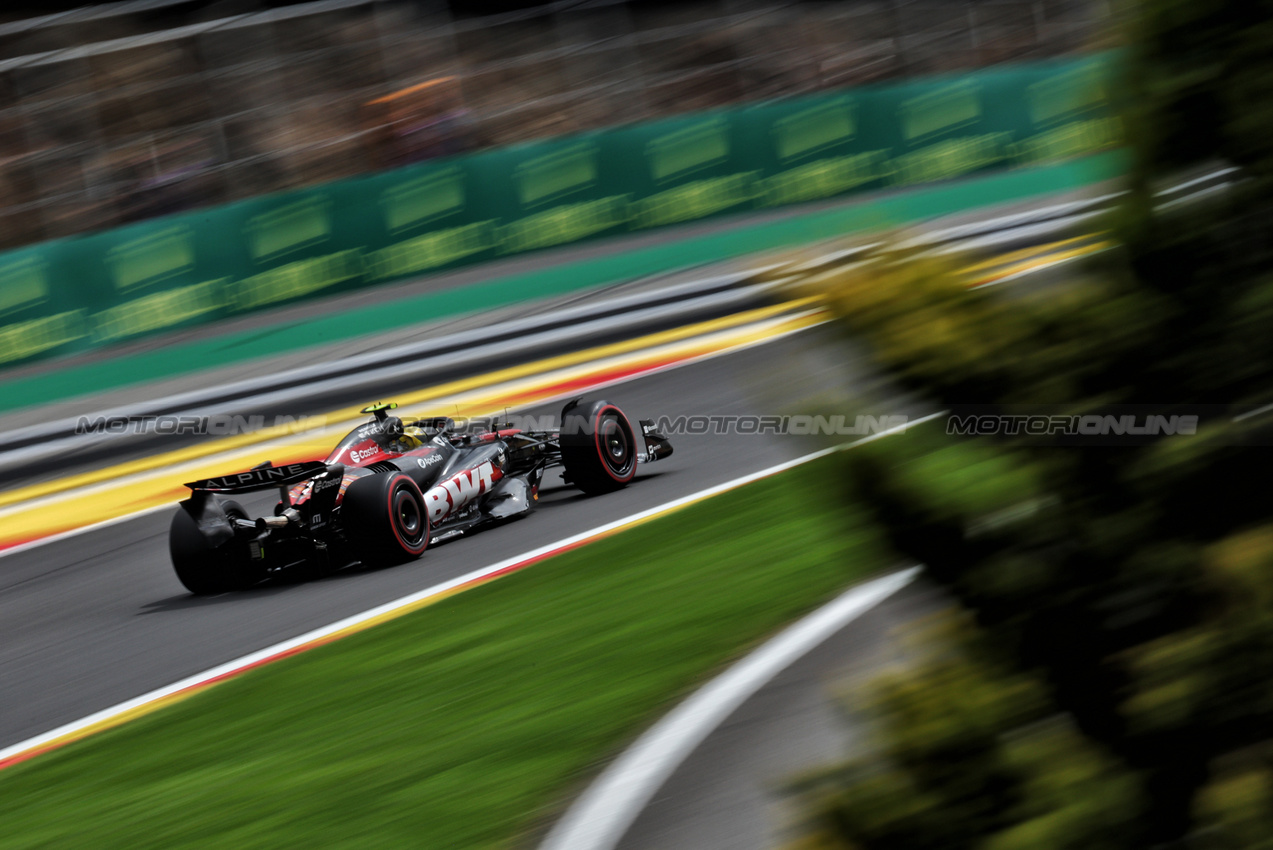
0;315;862;757
0;217;1103;777
0;227;1104;553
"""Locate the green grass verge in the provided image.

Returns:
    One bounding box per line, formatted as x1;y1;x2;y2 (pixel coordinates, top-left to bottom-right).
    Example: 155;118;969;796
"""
0;454;891;849
0;152;1125;414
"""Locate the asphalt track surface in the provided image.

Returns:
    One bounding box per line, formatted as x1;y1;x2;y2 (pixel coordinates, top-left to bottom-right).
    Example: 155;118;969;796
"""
0;327;923;752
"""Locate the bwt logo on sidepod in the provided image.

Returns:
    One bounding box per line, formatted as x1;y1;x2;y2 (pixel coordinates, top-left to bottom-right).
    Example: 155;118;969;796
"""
424;461;499;523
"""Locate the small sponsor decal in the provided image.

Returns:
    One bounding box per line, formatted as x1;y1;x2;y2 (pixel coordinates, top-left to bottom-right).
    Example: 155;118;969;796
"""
312;475;341;492
416;454;442;468
349;445;380;463
293;472;344;504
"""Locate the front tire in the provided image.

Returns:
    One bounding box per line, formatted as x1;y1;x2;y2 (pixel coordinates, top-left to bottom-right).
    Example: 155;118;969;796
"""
170;498;253;595
560;400;638;495
340;472;430;566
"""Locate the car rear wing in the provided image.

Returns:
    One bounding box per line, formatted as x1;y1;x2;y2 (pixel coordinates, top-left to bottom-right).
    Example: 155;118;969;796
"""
183;461;330;493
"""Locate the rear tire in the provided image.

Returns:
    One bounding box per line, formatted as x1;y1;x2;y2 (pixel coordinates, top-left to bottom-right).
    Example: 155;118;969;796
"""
170;498;253;595
560;400;638;495
341;472;430;566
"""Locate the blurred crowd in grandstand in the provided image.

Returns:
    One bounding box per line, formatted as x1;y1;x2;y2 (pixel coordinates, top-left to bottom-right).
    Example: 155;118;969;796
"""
0;0;1109;251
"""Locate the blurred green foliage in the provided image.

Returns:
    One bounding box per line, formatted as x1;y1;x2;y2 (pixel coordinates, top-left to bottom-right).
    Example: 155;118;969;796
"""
785;1;1273;847
787;616;1141;850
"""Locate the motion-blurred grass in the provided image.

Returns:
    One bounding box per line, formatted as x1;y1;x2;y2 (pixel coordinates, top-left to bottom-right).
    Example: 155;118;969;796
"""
0;455;889;849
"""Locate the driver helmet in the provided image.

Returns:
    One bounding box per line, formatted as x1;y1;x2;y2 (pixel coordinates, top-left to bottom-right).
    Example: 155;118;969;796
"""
400;425;426;449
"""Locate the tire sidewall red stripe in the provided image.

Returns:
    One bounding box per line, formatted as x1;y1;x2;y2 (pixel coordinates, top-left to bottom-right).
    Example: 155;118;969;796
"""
592;406;637;484
385;474;429;555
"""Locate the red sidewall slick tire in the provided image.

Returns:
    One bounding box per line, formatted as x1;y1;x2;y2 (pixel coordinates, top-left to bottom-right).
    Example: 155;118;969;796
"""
560;401;638;495
342;472;430;565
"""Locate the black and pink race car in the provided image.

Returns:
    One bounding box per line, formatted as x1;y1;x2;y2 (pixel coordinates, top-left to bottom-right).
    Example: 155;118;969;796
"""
169;398;672;594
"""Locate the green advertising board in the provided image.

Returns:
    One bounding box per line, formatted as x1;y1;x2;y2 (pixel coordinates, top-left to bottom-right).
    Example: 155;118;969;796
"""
0;53;1121;370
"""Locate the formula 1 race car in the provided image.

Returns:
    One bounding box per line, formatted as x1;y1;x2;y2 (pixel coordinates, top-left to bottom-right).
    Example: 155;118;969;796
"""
169;399;673;594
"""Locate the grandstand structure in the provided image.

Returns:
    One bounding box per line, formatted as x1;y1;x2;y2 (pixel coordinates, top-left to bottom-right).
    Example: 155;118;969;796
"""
0;0;1108;250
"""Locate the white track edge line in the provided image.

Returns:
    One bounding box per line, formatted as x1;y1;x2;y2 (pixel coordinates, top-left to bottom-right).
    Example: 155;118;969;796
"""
539;566;922;850
0;410;944;763
0;312;828;546
0;272;762;451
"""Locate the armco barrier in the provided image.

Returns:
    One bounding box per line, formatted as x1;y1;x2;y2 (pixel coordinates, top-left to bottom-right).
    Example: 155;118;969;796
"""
0;53;1120;370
